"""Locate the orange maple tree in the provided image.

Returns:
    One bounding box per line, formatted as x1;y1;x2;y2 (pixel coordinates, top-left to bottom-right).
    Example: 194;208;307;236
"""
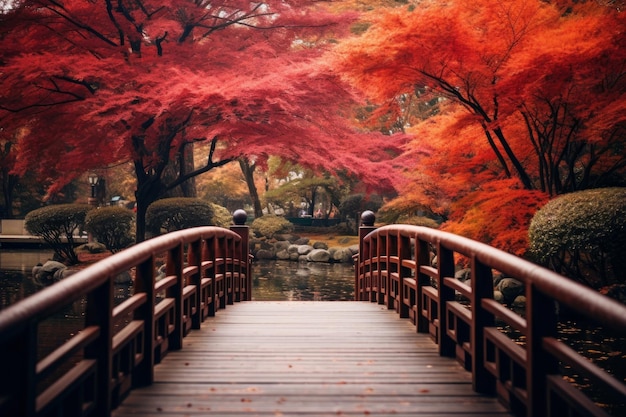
1;0;405;240
332;0;626;254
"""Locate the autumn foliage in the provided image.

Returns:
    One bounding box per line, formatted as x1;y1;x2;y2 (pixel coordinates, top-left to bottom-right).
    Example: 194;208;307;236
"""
333;0;626;254
1;0;404;240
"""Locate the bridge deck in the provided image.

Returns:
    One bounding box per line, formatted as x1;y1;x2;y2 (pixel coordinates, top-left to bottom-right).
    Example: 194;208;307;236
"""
113;301;513;416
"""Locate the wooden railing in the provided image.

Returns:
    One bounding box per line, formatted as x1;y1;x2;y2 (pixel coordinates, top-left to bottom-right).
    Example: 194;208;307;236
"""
0;211;251;417
354;211;626;417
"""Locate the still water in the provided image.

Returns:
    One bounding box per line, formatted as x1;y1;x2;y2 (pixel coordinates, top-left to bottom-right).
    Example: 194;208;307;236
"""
0;250;355;309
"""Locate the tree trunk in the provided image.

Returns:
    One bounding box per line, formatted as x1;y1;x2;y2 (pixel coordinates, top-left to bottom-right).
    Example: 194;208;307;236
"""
239;159;263;219
1;170;18;219
133;163;164;243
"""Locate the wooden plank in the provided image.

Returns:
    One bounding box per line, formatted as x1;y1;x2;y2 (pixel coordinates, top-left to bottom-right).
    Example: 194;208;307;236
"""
113;301;513;416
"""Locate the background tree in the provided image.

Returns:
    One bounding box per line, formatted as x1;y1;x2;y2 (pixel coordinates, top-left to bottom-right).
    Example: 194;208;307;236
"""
3;0;404;241
332;0;626;254
196;162;251;214
0;135;18;218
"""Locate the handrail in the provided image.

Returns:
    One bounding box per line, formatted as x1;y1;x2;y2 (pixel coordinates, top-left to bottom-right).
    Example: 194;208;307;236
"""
0;211;251;417
354;212;626;417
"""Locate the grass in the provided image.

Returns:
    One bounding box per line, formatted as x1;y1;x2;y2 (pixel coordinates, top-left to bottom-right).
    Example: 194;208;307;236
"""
297;232;360;247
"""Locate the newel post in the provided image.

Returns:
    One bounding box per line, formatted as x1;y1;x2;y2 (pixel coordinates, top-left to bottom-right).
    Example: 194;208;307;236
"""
230;209;251;301
355;210;377;301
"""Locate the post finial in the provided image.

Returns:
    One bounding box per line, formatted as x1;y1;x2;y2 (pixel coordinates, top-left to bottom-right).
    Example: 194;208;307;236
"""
233;209;248;225
361;210;376;227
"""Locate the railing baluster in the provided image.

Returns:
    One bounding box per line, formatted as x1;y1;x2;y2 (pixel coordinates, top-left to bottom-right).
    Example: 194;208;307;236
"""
188;238;203;329
470;256;496;394
85;277;114;417
134;255;156;387
437;243;456;358
356;211;376;302
415;236;431;334
166;243;185;350
526;282;558;417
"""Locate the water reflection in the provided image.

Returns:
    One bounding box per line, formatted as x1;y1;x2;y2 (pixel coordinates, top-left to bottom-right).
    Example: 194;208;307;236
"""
0;250;54;309
0;252;355;310
252;260;354;301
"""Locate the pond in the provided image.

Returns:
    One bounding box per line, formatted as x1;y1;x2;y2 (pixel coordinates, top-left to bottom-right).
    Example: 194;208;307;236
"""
0;250;355;310
252;260;354;301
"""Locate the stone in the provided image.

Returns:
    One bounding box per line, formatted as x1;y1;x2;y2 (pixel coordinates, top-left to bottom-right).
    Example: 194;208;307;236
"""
33;260;67;285
496;278;524;303
256;249;275;260
276;249;290;260
297;245;314;255
307;249;330;263
330;247;353;263
40;260;67;275
313;241;329;250
274;233;298;242
512;295;526;308
455;268;471;282
115;271;132;284
274;241;291;251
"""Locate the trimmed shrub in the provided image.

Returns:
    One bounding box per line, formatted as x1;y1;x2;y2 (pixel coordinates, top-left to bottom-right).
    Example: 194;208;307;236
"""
251;215;294;238
396;215;440;229
146;198;214;235
84;206;135;253
528;187;626;289
25;204;92;265
210;203;233;228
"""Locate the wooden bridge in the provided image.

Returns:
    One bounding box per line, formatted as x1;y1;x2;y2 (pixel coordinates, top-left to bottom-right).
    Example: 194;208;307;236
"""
1;210;625;417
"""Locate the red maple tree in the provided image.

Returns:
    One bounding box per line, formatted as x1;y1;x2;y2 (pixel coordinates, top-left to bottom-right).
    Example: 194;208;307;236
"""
332;0;626;254
2;0;404;240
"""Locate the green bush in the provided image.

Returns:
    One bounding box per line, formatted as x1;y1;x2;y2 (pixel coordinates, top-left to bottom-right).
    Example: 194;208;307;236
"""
84;206;135;253
528;187;626;289
395;215;440;229
25;204;92;265
146;198;215;235
251;214;294;238
210;203;233;228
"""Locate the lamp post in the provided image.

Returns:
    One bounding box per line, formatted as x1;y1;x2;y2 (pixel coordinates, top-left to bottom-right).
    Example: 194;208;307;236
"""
88;173;99;207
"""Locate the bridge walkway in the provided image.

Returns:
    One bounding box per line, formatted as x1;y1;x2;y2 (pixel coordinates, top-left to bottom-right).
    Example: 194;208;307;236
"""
113;301;512;416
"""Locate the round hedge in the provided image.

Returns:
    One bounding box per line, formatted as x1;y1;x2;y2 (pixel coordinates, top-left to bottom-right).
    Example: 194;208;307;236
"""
84;206;135;252
25;203;92;264
528;187;626;287
146;198;215;234
251;214;294;238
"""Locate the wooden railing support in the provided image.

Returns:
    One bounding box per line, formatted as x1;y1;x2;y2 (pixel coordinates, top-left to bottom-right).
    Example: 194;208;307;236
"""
0;211;251;417
85;278;114;417
355;211;376;302
230;209;251;302
355;213;626;417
